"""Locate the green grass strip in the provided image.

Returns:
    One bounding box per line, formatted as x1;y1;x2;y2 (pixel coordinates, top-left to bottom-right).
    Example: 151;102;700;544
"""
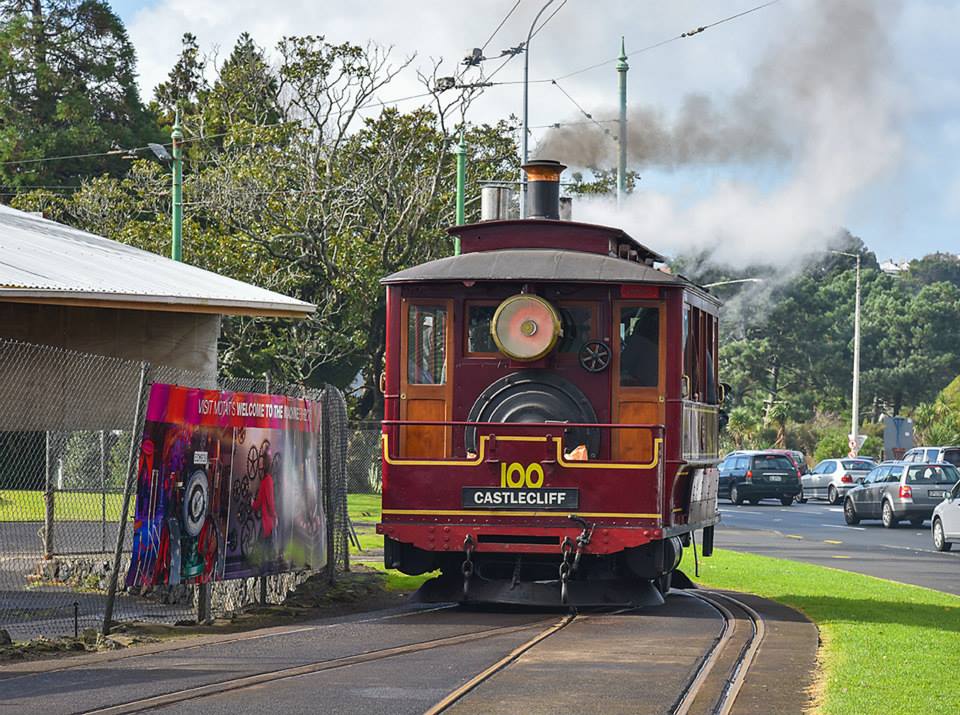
0;490;128;522
695;549;960;715
348;493;381;523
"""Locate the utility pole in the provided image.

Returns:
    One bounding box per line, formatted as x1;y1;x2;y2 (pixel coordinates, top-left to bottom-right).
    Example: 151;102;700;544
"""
520;0;558;219
616;37;628;209
171;112;183;262
454;132;466;254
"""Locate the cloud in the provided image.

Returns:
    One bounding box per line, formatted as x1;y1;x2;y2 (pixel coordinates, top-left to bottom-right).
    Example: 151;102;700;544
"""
570;0;905;269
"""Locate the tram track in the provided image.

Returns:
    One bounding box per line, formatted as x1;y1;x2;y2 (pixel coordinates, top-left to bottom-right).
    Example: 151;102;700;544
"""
671;590;766;715
74;591;767;715
81;614;564;715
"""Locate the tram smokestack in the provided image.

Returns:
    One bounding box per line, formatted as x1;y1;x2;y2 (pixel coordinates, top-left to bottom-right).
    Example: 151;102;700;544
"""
523;159;566;219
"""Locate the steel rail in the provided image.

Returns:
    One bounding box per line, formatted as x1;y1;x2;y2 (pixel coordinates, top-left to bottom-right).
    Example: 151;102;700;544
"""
424;613;577;714
2;604;457;684
671;590;766;715
707;592;766;715
80;616;559;715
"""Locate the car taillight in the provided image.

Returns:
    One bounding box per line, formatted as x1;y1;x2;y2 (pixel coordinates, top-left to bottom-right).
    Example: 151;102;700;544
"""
841;474;853;484
899;484;912;499
746;470;753;481
796;468;802;478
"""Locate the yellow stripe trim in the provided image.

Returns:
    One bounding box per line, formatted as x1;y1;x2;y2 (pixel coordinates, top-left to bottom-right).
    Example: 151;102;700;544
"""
382;432;662;470
382;509;662;519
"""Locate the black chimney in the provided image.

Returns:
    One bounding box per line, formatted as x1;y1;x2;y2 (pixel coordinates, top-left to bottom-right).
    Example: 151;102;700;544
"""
522;159;566;219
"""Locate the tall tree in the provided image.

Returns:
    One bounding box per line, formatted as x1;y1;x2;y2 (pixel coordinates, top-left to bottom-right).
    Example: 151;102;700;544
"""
0;0;157;189
152;32;207;121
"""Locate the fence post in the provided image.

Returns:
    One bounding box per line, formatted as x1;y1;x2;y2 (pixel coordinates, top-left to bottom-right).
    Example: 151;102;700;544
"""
323;388;335;584
102;361;150;636
43;431;54;558
258;372;271;605
100;430;107;553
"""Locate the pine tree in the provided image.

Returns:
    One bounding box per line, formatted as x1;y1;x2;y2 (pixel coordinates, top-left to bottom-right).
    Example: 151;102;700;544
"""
0;0;158;189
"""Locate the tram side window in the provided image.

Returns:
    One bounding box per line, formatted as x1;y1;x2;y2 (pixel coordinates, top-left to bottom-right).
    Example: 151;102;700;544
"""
619;306;659;387
466;304;497;354
684;305;717;402
407;305;447;384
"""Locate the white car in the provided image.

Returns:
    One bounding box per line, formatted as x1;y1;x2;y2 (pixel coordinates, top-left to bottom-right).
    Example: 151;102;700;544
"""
932;479;960;551
800;458;876;504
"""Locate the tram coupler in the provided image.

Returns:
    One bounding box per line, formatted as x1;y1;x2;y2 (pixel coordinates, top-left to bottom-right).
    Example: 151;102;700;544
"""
462;534;475;599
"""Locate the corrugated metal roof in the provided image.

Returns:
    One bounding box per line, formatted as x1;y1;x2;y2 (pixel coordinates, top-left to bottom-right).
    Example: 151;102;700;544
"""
0;204;314;317
383;248;691;286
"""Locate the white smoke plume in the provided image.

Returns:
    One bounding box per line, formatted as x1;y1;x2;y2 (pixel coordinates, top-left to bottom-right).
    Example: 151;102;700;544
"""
542;0;904;269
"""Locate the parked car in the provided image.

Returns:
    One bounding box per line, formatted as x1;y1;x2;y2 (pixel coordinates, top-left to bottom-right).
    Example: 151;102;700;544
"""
843;462;960;528
800;458;876;504
901;446;960;468
932;479;960;551
771;449;809;475
718;451;802;506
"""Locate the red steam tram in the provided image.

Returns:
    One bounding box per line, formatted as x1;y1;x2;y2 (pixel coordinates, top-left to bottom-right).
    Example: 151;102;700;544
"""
376;160;723;606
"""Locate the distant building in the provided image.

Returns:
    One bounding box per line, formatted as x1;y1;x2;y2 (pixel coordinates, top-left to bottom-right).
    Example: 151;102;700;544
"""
879;258;910;276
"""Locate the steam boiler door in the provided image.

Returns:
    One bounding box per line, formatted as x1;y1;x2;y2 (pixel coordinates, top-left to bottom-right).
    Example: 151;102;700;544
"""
182;469;209;538
490;294;561;361
465;371;600;457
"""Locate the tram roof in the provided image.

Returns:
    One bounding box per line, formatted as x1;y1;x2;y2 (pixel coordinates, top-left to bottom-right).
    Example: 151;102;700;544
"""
382;248;718;302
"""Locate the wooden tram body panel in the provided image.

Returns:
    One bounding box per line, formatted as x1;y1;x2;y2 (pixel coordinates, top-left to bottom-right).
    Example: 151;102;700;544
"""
377;217;721;576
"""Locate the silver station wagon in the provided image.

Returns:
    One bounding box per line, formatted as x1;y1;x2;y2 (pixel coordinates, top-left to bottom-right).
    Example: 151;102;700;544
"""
843;462;960;528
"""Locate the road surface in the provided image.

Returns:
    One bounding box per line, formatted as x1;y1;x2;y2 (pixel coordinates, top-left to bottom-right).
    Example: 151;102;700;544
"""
714;499;959;595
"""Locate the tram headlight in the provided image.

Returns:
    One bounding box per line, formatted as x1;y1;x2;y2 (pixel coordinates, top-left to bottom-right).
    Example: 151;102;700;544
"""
490;294;561;361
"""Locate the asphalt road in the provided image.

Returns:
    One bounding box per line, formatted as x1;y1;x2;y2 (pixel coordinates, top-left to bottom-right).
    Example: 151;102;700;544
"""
714;498;960;595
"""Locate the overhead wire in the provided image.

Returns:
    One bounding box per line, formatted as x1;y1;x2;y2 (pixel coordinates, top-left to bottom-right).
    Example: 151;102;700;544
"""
3;0;778;169
482;0;568;83
489;0;781;86
480;0;523;52
549;79;616;141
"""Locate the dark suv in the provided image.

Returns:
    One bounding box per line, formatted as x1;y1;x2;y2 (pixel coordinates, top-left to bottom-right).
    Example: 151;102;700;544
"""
718;451;802;506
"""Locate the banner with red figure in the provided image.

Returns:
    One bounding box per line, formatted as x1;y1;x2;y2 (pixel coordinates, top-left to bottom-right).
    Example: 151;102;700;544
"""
126;383;326;588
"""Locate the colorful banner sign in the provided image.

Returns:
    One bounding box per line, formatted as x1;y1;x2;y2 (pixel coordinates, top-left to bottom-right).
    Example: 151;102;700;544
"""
126;383;326;589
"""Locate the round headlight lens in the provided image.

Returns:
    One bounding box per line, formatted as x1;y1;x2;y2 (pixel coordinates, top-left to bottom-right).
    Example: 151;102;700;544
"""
490;294;561;361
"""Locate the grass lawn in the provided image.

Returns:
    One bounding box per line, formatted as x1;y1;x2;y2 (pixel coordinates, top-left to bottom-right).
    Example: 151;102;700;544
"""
347;493;381;523
695;549;960;715
0;490;128;522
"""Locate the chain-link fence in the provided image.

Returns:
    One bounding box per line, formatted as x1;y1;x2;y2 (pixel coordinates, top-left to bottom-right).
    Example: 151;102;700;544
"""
0;338;350;642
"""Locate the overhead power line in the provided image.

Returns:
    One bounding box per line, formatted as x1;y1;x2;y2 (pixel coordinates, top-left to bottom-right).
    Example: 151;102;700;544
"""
3;0;778;170
490;0;782;86
480;0;523;52
549;80;616;141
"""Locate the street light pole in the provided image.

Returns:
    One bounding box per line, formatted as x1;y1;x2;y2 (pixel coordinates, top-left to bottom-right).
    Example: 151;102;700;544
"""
616;37;628;209
832;250;862;455
519;0;557;219
171;112;183;262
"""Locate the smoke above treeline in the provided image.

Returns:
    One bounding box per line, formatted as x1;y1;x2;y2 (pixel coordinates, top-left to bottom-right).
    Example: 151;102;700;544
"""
538;0;903;270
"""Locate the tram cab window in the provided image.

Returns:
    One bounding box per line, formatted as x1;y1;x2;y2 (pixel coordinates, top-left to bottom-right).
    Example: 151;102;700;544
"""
619;306;659;387
557;305;593;353
466;304;497;354
407;305;447;384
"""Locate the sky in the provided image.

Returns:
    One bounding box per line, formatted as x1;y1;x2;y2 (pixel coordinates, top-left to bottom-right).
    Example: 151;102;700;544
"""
107;0;959;265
